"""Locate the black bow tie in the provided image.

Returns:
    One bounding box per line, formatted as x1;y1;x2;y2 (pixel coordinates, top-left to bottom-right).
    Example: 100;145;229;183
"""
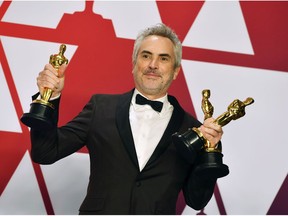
135;94;163;112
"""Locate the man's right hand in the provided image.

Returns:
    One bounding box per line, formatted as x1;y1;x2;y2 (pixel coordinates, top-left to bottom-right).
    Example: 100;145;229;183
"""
37;63;68;98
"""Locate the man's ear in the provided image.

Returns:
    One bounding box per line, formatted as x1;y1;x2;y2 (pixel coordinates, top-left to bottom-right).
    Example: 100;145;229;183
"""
173;67;181;80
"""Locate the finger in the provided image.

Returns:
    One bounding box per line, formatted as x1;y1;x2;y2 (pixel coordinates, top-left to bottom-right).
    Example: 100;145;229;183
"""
44;64;58;76
38;71;60;86
209;124;223;135
204;117;215;123
58;63;68;78
199;125;223;147
37;78;58;92
200;125;222;138
203;118;223;134
40;66;59;84
37;71;60;90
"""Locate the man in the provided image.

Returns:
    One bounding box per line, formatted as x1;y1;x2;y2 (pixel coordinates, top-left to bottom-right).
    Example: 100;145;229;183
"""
30;23;224;214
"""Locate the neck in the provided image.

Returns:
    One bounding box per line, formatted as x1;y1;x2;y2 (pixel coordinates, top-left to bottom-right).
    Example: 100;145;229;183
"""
135;88;167;100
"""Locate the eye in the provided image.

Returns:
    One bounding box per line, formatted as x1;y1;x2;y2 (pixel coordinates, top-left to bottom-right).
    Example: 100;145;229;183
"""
140;53;151;59
160;56;171;62
160;56;169;61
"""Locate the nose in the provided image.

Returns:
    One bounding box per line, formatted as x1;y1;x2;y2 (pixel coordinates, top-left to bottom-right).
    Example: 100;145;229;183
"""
148;58;159;69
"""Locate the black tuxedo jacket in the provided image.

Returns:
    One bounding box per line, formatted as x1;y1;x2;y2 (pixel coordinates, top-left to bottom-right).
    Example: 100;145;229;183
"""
31;89;217;215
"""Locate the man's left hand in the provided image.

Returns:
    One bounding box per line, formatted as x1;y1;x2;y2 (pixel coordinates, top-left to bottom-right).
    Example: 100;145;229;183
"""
198;118;223;148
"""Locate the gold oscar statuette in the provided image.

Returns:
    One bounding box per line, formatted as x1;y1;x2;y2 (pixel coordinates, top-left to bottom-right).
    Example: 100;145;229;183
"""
172;89;254;178
20;44;69;129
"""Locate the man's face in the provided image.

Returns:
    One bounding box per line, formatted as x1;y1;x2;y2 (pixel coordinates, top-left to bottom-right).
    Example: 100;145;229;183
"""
132;35;180;99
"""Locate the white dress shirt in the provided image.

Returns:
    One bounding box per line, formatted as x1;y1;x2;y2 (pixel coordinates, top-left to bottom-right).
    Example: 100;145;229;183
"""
129;89;174;171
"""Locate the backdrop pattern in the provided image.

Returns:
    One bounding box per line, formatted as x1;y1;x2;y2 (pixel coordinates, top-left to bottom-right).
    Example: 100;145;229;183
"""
0;1;287;214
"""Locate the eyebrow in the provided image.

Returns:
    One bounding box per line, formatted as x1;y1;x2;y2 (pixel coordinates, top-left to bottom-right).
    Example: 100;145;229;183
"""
140;50;172;58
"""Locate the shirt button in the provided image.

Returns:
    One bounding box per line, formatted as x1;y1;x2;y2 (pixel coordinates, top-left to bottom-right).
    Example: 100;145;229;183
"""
136;181;141;187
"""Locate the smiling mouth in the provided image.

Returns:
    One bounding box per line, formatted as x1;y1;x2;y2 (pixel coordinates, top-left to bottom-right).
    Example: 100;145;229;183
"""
144;70;161;77
144;74;161;81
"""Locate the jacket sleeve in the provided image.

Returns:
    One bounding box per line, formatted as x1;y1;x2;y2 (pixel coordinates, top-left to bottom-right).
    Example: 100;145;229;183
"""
182;142;226;210
182;165;217;210
179;113;226;210
30;94;95;164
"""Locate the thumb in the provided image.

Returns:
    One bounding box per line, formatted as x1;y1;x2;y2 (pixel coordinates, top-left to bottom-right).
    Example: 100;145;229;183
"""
58;63;68;78
203;117;215;126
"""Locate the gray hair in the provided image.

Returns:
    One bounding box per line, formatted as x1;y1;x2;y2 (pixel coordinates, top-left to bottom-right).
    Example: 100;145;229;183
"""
132;23;182;69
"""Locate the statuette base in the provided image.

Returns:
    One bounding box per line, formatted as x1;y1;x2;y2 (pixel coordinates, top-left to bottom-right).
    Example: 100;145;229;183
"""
20;102;54;130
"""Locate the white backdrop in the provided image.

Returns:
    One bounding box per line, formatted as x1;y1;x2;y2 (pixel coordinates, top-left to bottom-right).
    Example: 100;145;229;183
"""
0;1;287;214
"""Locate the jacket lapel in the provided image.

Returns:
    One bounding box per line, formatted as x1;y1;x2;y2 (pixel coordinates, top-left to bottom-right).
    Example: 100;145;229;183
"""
145;95;185;169
115;91;185;171
115;89;140;170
